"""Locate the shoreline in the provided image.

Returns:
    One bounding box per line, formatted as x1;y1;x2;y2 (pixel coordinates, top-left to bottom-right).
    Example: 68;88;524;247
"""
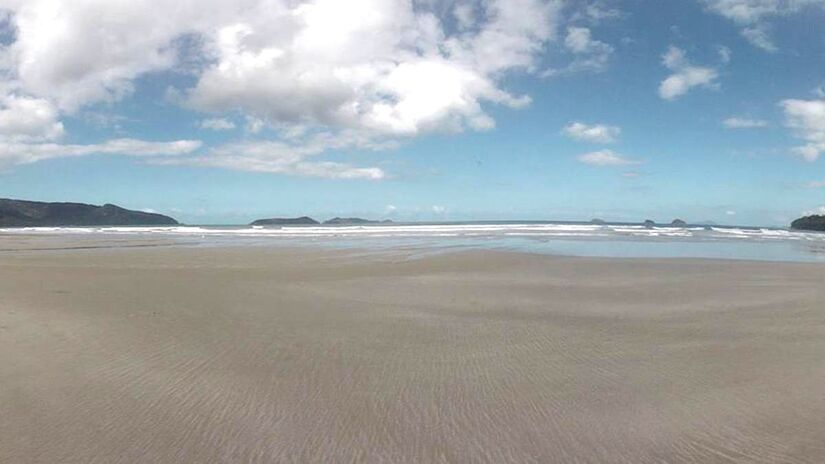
2;231;825;264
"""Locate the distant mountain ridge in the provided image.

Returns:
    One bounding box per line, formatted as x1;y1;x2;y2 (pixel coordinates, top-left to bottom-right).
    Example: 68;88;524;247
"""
0;198;178;227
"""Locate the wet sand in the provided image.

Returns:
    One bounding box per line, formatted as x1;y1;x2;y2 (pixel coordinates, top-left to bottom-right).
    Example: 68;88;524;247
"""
1;242;825;463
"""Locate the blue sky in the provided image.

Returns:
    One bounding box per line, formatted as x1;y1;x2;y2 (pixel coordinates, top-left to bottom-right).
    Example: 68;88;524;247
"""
0;0;824;226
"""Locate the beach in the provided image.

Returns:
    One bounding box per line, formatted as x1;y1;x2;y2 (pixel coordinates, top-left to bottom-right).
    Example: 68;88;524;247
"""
2;240;825;463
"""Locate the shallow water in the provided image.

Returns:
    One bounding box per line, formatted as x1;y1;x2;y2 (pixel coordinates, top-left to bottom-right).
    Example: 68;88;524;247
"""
2;222;825;262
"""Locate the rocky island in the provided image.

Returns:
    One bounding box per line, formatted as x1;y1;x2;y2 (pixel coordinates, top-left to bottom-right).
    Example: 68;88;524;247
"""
790;215;825;232
670;219;687;227
323;217;388;225
0;198;178;227
250;216;319;226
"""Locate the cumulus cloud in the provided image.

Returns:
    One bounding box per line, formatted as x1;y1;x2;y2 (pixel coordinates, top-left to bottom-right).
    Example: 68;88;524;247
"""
658;46;720;100
701;0;825;51
562;122;620;143
780;98;825;161
578;2;622;23
0;0;563;177
543;26;613;76
199;118;236;131
565;26;613;70
577;149;640;166
184;0;558;136
723;116;768;128
806;180;825;188
0;96;64;141
565;27;604;53
0;0;213;112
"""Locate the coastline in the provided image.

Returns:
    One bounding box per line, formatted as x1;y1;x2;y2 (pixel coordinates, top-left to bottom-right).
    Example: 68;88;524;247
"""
3;223;825;263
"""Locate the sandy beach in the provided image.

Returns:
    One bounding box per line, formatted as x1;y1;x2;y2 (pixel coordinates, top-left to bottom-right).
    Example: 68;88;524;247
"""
2;241;825;463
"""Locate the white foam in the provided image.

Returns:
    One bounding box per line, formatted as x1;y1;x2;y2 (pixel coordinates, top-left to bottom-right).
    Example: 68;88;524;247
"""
2;223;823;244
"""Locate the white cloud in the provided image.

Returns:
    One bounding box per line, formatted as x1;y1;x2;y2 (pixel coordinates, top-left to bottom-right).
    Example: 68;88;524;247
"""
432;205;446;214
244;116;267;134
453;3;476;30
726;210;737;215
0;96;64;141
160;133;386;180
562;121;620;143
0;138;201;168
723;116;768;128
544;26;613;76
741;25;777;52
701;0;825;51
780;98;825;161
702;0;785;23
565;27;597;53
199;118;235;131
184;0;559;137
577;149;640;166
0;0;212;112
658;46;720;100
803;205;825;215
579;2;621;23
806;181;825;188
0;0;563;177
717;45;732;64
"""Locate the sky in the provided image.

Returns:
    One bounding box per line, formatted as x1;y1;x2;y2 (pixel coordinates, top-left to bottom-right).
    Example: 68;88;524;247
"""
0;0;824;226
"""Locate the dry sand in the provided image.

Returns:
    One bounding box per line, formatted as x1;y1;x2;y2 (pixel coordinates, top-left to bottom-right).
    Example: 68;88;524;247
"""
1;241;825;463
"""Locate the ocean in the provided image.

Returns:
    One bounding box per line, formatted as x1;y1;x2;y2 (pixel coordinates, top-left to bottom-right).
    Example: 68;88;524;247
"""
3;221;825;263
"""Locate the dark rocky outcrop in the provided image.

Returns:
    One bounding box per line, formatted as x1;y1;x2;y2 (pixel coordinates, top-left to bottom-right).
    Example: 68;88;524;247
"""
0;198;178;227
791;215;825;232
643;219;656;228
250;216;319;226
590;218;606;225
323;217;381;225
670;219;687;227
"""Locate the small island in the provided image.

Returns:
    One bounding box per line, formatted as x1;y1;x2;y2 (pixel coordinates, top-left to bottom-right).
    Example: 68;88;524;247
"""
790;215;825;232
670;219;687;227
250;216;319;226
643;219;656;228
323;217;385;225
0;198;178;227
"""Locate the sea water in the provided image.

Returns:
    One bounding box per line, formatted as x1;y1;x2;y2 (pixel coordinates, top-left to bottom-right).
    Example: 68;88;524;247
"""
2;222;825;263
